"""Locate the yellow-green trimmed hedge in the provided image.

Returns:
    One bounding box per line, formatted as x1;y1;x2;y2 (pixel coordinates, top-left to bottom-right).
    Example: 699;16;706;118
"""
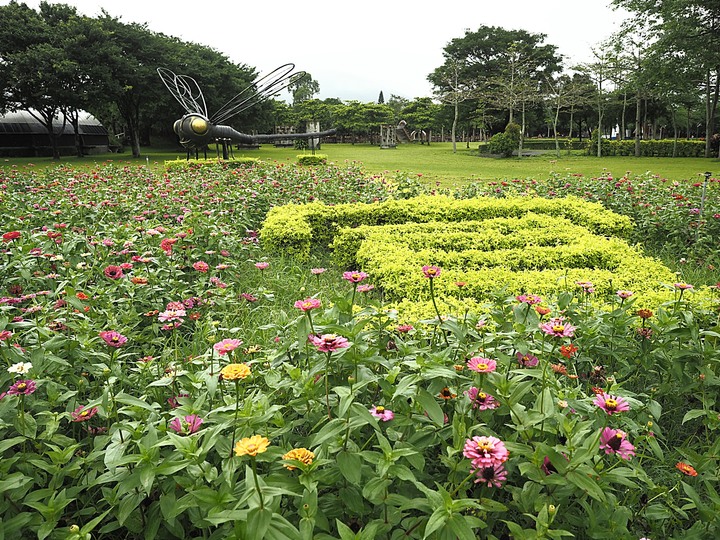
297;154;328;165
260;195;633;261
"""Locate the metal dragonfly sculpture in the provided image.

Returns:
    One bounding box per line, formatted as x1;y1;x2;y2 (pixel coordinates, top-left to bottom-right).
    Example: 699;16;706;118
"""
157;63;335;157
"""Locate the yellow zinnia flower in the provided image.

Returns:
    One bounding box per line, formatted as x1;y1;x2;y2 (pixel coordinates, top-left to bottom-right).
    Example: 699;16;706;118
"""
282;448;315;470
220;363;251;381
234;435;270;457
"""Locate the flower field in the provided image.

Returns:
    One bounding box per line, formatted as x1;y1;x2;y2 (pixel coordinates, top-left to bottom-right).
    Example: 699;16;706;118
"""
1;160;719;540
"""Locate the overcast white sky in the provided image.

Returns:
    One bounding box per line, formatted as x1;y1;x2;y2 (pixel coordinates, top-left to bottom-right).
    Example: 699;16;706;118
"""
14;0;630;102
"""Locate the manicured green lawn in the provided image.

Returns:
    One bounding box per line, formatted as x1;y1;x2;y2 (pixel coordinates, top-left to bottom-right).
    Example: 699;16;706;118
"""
3;142;720;186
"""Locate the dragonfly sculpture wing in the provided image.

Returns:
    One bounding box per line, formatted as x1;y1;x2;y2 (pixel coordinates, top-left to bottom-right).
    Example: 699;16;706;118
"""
210;63;306;125
157;67;208;118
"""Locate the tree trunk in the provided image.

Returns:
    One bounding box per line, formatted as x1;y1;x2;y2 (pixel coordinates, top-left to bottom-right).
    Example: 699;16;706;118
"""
553;100;561;158
568;105;574;139
452;100;458;153
635;92;642;157
518;101;525;159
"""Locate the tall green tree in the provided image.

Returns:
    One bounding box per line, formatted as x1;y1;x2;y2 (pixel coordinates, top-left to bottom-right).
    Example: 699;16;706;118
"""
613;0;720;156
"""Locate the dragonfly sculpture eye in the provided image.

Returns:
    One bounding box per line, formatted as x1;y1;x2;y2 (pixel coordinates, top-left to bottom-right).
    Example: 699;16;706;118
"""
158;64;335;152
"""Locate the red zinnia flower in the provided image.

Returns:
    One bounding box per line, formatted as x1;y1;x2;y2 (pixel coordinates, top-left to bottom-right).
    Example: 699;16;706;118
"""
2;231;21;242
560;344;578;358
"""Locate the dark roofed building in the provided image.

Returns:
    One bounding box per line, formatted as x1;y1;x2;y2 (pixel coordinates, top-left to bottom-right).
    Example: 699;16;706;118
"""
0;110;110;157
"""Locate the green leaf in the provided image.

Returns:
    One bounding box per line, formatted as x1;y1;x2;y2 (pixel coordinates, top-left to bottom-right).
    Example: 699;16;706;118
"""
337;451;362;484
115;392;157;412
415;388;445;427
247;508;273;540
336;519;357;540
566;470;605;501
447;513;479;540
424;507;449;538
682;409;707;424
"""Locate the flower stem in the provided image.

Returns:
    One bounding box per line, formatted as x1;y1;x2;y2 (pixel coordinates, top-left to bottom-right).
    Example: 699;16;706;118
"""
251;457;265;510
229;379;240;457
325;351;332;419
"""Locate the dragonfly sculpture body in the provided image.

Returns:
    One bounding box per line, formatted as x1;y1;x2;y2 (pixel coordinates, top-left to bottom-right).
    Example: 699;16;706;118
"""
158;64;335;154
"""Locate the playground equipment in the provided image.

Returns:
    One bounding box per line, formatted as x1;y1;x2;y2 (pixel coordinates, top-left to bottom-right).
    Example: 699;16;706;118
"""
395;120;428;144
158;64;335;158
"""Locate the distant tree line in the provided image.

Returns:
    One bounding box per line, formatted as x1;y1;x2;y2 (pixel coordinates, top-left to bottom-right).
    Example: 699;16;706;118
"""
1;1;717;158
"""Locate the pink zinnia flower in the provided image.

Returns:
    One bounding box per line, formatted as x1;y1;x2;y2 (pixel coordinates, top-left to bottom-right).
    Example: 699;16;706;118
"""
516;294;542;305
294;297;321;312
593;393;630;415
103;265;124;279
71;405;99;422
308;333;350;352
463;435;509;469
599;427;636;460
357;284;375;293
310;268;326;275
540;317;576;338
396;324;414;333
369;405;394;421
158;309;186;322
193;261;209;273
342;270;368;283
421;265;441;279
516;351;539;367
0;330;13;341
467;356;497;373
474;463;507;487
169;414;204;435
241;292;258;303
616;290;634;299
255;262;270;271
674;282;694;290
213;338;242;355
465;387;498;410
99;330;127;348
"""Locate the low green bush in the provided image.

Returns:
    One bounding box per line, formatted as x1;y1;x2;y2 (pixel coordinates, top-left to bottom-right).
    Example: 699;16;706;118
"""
585;138;706;157
297;154;328;166
164;157;260;172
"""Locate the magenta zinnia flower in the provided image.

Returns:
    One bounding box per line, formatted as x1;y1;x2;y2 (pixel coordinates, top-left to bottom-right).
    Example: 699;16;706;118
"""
71;405;99;422
294;297;321;312
516;351;539;367
474;463;507;487
463;435;509;469
421;265;441;279
308;333;350;352
369;405;394;421
599;427;635;460
8;379;36;396
99;330;127;348
540;317;576;338
467;356;497;373
465;387;498;410
169;414;204;435
593;393;630;415
342;270;368;283
103;265;124;279
213;338;242;355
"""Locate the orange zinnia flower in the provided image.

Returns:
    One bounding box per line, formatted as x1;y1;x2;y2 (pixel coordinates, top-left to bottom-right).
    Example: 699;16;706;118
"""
676;462;697;476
